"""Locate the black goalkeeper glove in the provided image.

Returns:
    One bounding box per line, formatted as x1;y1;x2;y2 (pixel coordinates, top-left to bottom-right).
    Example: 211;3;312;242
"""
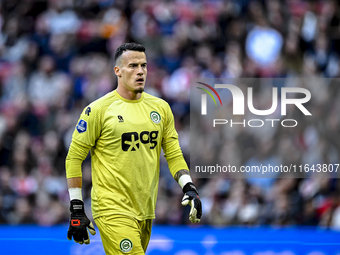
181;182;202;223
67;199;96;244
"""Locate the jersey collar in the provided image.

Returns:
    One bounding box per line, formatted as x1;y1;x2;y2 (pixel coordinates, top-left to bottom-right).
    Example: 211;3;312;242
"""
114;90;144;103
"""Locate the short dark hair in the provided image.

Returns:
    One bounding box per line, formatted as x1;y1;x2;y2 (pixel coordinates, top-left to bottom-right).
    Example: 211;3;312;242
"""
114;43;145;62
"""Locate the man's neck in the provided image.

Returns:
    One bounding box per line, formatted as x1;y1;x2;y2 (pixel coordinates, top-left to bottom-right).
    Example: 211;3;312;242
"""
116;86;142;100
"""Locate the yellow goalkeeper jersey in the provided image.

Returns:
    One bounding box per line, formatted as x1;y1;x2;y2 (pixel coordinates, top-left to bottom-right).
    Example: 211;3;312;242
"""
66;90;188;221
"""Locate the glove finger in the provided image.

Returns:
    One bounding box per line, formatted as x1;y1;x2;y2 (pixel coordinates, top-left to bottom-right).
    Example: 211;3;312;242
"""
189;214;199;223
190;199;202;223
189;201;198;223
76;237;84;245
87;222;96;236
84;230;90;245
189;200;195;216
73;231;84;244
191;217;200;223
81;228;88;245
189;210;200;223
67;228;73;241
181;194;191;206
196;199;202;219
75;239;84;244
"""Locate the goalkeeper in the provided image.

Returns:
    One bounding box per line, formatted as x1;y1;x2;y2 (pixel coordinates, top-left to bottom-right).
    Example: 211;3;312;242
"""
65;43;202;254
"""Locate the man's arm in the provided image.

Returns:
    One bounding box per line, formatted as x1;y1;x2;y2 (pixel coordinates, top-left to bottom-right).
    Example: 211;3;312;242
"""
66;141;96;244
66;104;103;244
66;140;88;200
162;102;202;223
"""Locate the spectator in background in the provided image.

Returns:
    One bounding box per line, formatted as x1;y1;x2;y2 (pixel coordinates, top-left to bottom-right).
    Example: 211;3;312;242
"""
1;16;30;62
1;61;27;104
27;55;69;108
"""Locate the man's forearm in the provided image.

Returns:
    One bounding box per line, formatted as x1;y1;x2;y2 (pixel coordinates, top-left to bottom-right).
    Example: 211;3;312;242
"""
65;140;89;200
67;177;82;189
174;169;194;190
174;169;190;182
67;177;83;201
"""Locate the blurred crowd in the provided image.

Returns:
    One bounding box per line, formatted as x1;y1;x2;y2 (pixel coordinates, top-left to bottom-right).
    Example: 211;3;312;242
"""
1;0;340;229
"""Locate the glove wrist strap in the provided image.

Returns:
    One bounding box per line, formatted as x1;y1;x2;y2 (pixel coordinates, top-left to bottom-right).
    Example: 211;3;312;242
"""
70;199;85;213
183;182;198;194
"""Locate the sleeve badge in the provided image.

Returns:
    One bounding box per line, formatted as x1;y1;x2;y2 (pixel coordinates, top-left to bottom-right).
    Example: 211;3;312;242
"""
76;119;87;133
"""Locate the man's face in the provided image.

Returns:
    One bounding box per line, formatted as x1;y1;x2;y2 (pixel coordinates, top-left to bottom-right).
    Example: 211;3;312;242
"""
115;51;147;93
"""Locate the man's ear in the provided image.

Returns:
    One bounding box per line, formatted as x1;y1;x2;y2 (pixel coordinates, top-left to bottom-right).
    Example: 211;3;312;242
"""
114;66;121;77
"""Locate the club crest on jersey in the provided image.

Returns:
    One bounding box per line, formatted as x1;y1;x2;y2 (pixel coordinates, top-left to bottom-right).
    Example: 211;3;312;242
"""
120;238;133;252
76;119;87;133
150;111;161;124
